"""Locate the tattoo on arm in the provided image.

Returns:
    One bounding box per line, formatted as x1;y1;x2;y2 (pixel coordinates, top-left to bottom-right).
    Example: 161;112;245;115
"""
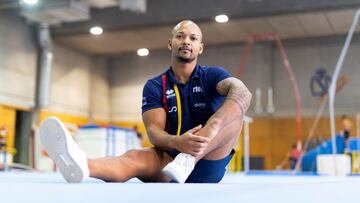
216;77;252;115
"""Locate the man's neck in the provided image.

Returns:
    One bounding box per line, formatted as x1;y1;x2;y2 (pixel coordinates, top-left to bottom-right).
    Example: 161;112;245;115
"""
171;60;197;84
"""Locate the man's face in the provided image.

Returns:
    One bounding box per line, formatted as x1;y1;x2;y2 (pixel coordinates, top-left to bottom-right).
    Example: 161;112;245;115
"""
168;21;204;63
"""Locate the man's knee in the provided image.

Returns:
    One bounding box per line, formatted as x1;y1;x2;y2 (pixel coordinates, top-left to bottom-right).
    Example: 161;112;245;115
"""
124;149;148;163
121;150;147;172
124;149;160;167
123;148;169;176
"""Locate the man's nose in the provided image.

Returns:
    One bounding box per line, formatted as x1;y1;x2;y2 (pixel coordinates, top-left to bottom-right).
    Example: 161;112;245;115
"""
182;37;191;45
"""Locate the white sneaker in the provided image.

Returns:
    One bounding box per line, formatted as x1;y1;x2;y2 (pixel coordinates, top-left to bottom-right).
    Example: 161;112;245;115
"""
162;153;195;183
39;117;89;183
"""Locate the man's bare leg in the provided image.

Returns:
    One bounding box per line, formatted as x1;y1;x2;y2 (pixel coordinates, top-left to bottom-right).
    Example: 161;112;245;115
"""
198;118;242;161
88;147;173;182
40;117;173;183
162;118;242;183
92;118;241;183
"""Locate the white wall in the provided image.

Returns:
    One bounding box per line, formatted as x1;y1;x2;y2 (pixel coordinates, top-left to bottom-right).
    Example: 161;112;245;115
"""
273;36;360;116
0;10;37;108
49;43;110;120
49;43;91;117
89;57;110;121
109;51;171;121
0;10;110;120
2;9;359;121
199;43;272;116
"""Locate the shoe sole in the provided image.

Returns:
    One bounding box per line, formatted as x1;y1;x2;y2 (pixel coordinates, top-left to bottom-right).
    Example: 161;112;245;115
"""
40;117;84;183
162;164;185;184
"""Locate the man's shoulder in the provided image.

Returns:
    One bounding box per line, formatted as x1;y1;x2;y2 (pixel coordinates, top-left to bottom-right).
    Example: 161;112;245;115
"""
146;70;167;85
198;65;228;74
197;65;232;90
143;71;168;94
197;65;230;79
147;74;162;84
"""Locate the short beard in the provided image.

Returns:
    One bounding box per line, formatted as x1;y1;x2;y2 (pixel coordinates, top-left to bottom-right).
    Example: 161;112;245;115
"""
176;56;195;63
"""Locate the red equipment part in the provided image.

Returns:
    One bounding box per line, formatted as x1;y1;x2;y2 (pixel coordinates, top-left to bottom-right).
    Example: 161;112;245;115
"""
238;32;303;150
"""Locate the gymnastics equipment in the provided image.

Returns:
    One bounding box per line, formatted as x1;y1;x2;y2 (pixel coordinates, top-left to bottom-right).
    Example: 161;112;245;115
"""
238;32;303;150
254;88;263;114
328;9;360;155
266;87;275;114
243;116;253;173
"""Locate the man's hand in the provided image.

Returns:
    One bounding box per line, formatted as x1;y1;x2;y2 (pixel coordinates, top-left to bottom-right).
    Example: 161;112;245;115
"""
172;125;211;156
194;124;218;140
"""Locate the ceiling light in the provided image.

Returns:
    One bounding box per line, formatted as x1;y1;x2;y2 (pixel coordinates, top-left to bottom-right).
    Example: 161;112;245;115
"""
90;26;103;35
137;48;149;56
22;0;38;5
215;14;229;23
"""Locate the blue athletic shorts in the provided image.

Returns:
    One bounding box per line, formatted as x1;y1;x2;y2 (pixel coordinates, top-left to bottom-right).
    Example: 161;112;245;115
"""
166;149;235;183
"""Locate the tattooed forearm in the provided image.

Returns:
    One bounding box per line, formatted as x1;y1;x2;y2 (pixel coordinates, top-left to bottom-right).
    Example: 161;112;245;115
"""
216;77;252;115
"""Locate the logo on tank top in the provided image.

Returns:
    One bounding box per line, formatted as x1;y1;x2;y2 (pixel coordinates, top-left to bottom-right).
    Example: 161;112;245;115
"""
166;89;176;99
168;106;177;113
193;86;202;93
194;103;206;108
142;97;147;107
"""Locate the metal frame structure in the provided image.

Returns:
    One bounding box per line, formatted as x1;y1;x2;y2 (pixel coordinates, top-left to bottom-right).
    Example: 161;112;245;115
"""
238;32;303;150
243;116;253;173
329;9;360;155
357;113;360;145
305;75;348;152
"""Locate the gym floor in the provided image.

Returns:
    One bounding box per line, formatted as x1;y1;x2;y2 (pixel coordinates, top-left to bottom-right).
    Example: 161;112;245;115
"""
2;2;360;202
1;171;359;202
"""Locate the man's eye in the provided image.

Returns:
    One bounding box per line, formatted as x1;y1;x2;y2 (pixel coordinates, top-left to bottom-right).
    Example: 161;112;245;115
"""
191;37;198;41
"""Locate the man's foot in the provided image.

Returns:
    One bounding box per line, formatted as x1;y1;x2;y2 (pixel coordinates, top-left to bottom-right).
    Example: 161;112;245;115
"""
40;117;89;183
162;153;195;183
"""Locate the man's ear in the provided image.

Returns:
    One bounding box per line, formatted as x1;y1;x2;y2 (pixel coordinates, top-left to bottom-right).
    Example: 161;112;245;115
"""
167;39;172;51
199;42;204;55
